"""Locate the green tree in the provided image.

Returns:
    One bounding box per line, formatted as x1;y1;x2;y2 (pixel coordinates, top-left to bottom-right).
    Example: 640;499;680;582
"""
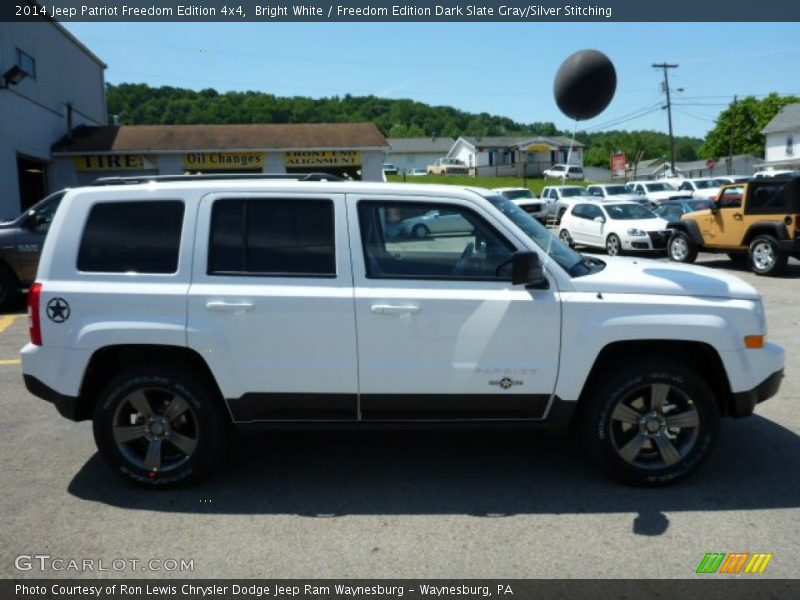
699;93;800;159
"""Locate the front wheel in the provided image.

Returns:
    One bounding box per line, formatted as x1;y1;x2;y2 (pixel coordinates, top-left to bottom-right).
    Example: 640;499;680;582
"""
749;235;787;276
558;229;573;247
580;358;720;485
412;224;430;239
93;364;227;487
668;231;697;263
605;233;623;256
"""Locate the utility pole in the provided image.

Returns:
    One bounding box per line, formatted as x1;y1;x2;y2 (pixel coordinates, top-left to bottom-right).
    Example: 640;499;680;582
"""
728;95;738;175
653;63;678;175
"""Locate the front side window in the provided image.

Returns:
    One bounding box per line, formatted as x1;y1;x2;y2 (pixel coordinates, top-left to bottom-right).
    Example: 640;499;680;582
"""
208;198;335;276
359;202;515;280
78;201;184;273
719;186;745;209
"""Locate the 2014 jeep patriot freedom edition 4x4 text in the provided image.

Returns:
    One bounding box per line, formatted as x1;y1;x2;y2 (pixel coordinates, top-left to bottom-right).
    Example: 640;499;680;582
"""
21;179;784;487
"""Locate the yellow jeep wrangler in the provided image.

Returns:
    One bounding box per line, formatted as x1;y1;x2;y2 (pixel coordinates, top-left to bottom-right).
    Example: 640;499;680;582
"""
667;175;800;275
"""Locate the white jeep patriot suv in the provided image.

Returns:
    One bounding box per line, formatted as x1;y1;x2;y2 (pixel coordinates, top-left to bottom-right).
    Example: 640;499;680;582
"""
22;177;784;487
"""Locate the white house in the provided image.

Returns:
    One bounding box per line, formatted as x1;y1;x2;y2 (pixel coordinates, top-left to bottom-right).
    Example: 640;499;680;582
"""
447;135;584;177
386;137;455;172
760;103;800;170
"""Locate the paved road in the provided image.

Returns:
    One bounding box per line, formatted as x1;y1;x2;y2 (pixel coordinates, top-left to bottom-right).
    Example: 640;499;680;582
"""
1;255;798;579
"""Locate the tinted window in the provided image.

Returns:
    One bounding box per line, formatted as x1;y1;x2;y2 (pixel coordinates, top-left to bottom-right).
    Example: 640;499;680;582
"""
584;205;604;220
719;187;744;209
209;198;335;276
78;201;184;274
572;204;588;218
746;182;793;214
359;202;515;280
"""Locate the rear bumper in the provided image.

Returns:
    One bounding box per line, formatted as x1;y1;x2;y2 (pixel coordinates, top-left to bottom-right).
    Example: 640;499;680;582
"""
23;374;84;421
730;369;784;418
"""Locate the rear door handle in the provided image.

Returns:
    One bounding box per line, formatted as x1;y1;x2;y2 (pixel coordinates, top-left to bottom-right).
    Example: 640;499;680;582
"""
206;301;254;312
370;304;420;315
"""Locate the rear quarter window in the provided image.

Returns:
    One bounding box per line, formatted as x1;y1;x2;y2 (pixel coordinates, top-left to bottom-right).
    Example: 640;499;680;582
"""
77;201;184;274
745;182;794;215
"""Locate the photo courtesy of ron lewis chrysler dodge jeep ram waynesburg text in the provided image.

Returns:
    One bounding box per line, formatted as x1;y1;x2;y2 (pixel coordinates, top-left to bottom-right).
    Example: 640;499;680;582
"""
21;178;784;487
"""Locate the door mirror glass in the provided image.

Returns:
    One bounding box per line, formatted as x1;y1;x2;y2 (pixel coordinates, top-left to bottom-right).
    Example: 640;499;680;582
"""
511;251;547;287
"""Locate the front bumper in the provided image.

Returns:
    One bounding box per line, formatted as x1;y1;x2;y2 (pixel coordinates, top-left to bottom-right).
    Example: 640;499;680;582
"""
730;369;784;418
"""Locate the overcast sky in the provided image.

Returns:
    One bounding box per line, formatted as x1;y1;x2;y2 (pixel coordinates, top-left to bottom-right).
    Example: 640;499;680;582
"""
64;22;800;139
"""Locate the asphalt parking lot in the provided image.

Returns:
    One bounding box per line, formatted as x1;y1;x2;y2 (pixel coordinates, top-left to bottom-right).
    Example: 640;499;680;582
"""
1;254;798;579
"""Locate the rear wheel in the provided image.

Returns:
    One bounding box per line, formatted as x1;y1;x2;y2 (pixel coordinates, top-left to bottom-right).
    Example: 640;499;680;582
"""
749;235;787;276
93;364;227;487
580;358;720;485
412;224;430;239
668;231;697;263
605;233;623;256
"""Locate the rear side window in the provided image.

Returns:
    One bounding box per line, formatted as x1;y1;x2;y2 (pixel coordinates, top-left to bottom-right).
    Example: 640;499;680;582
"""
746;182;793;214
208;198;335;276
77;201;184;274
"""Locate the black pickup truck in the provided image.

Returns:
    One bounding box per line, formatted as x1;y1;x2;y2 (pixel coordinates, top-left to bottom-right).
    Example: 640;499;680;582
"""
0;191;66;310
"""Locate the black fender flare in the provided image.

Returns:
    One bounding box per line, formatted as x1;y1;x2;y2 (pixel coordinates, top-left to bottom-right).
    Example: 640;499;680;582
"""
743;221;790;245
667;220;704;246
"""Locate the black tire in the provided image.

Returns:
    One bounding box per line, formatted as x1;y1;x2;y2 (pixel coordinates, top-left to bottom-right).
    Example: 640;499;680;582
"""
579;357;720;486
748;235;787;276
556;207;567;225
727;252;748;265
605;233;623;256
0;264;18;312
412;224;430;239
93;364;227;487
667;231;698;264
558;229;573;247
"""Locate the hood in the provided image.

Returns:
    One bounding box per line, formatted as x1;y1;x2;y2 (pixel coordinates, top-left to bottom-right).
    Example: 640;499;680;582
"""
571;256;760;300
605;193;642;202
648;190;692;200
620;217;669;231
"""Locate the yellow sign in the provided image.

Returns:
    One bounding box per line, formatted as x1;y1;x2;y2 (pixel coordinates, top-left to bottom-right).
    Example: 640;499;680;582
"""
284;151;361;168
183;152;265;171
74;154;151;171
527;144;552;152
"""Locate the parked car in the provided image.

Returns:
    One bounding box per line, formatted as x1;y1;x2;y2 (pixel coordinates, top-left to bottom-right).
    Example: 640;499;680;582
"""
627;180;692;205
558;200;670;256
652;199;714;222
0;190;67;310
543;164;585;181
382;163;399;175
667;175;800;275
493;187;546;221
586;183;656;210
427;157;468;175
676;178;723;201
398;209;473;238
22;175;784;487
540;185;594;222
406;168;428;176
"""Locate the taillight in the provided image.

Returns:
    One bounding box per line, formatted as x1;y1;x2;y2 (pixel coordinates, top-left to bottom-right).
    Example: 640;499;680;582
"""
28;282;42;346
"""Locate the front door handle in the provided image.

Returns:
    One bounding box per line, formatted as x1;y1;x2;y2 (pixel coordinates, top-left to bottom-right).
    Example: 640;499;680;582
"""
733;213;743;220
370;304;420;315
206;301;254;312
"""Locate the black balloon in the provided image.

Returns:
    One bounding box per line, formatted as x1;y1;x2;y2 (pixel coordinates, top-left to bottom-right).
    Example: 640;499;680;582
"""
554;50;617;121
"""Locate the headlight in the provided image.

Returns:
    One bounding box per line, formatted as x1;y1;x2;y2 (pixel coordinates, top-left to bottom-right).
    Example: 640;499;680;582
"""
627;228;647;236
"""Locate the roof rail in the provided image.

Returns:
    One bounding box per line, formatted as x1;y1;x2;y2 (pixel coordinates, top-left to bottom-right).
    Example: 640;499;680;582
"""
90;172;346;186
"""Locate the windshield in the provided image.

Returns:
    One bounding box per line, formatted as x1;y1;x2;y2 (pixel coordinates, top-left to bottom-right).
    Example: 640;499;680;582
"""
502;189;535;200
604;203;657;220
646;182;676;192
560;187;586;197
689;199;713;210
693;179;717;189
486;194;602;277
604;185;629;195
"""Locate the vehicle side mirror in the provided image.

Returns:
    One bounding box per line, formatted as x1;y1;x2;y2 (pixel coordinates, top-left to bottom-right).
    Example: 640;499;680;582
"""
594;216;606;223
25;213;44;230
710;201;719;213
511;251;548;288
